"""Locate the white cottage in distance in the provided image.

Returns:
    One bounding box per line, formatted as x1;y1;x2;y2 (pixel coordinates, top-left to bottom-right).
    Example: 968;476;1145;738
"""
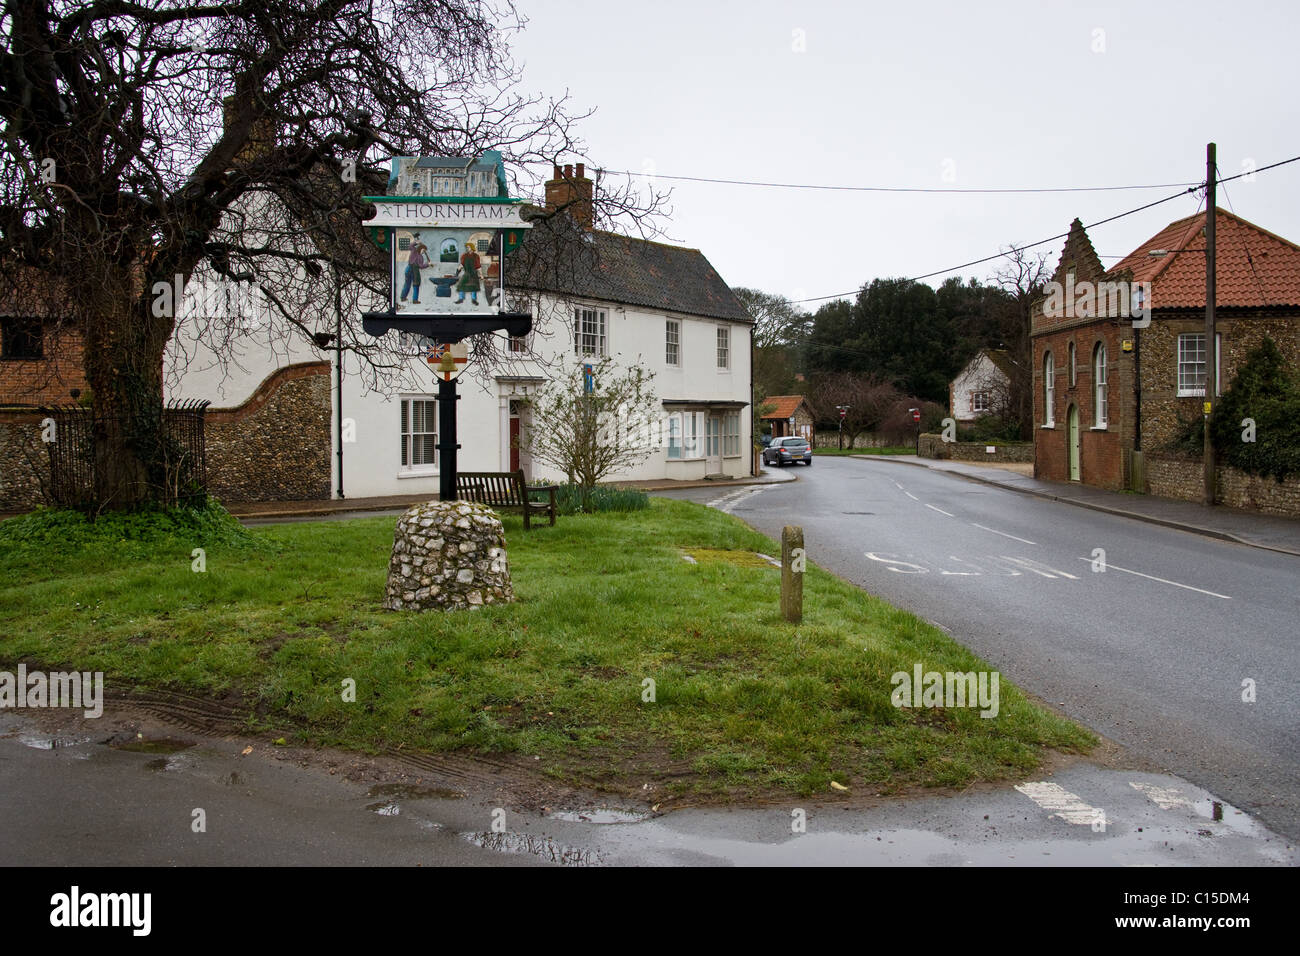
163;161;754;504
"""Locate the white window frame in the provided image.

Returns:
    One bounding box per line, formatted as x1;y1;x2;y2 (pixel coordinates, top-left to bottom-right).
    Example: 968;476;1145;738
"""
1093;342;1108;428
665;319;680;367
1177;333;1206;397
722;410;741;457
1043;351;1055;427
716;326;730;370
508;332;531;354
681;411;702;458
400;395;438;475
574;307;607;358
971;390;990;413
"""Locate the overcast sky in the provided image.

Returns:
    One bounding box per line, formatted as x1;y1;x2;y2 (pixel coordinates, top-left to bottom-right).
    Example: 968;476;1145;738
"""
510;0;1300;308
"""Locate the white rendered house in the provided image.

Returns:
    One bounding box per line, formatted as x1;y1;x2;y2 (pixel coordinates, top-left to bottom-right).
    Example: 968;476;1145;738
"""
164;165;753;502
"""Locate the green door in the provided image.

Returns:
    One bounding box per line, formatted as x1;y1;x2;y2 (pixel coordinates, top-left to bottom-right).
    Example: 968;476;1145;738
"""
1068;405;1081;481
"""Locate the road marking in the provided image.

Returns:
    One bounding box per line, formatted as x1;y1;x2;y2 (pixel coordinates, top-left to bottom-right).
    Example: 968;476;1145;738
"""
1130;782;1196;811
999;556;1079;579
902;490;919;501
708;486;772;514
940;556;982;576
971;523;1037;545
1075;558;1231;599
925;504;954;517
1015;781;1104;826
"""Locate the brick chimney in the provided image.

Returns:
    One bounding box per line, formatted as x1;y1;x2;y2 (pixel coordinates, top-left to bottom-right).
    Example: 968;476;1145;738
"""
544;162;594;229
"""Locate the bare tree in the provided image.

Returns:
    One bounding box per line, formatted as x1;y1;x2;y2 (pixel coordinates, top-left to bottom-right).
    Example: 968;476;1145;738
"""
807;371;901;447
989;245;1051;439
521;357;658;511
0;0;666;509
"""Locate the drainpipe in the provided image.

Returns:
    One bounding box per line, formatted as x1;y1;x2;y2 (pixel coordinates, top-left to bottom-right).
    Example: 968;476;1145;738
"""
335;268;344;499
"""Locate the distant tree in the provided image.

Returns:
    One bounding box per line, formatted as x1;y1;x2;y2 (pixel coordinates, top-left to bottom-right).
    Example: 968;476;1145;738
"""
522;358;658;511
989;245;1051;438
733;287;810;400
808;371;901;447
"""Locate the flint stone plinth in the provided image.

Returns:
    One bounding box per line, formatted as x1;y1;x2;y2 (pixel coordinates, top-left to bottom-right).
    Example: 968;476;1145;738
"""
383;501;513;612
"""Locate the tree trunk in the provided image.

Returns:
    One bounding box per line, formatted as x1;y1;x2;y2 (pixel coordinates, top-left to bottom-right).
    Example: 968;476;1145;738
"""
81;273;174;510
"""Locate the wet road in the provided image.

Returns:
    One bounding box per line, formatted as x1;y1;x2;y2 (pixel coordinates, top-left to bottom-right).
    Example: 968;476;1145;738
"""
1;711;1293;866
657;457;1300;842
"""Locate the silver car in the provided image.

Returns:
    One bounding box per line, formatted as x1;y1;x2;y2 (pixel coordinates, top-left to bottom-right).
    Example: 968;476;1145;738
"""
762;436;812;466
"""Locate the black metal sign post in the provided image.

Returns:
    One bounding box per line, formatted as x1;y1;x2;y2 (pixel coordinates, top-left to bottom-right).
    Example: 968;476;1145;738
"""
361;311;532;503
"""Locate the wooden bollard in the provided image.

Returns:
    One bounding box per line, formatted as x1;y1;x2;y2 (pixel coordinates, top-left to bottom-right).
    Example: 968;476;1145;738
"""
781;525;804;623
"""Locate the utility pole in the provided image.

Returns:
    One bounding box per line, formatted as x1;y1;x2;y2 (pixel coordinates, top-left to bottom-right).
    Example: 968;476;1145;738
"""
1203;142;1216;506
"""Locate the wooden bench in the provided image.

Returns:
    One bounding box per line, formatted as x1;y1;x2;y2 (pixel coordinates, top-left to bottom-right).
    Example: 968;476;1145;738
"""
455;470;557;530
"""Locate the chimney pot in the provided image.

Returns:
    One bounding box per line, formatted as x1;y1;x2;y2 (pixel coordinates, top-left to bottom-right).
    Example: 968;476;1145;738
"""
552;164;561;179
564;164;573;179
576;163;585;179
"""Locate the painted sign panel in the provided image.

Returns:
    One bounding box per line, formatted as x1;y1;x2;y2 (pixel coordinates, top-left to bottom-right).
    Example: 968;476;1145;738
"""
393;227;502;315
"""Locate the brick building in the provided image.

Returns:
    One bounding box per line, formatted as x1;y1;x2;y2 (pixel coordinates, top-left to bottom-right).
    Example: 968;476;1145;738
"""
759;395;814;443
1032;208;1300;506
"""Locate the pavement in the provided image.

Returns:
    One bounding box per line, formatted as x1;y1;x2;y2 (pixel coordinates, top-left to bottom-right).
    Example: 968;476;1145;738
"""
851;454;1300;556
226;467;797;522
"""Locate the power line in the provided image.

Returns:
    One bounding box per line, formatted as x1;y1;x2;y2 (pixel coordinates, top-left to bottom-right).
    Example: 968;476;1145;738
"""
601;168;1200;195
790;154;1300;305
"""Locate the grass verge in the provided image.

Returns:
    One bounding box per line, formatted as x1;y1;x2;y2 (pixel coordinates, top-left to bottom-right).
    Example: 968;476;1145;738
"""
0;498;1093;800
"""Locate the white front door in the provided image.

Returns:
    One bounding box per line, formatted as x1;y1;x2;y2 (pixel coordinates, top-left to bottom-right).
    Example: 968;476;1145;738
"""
706;415;722;473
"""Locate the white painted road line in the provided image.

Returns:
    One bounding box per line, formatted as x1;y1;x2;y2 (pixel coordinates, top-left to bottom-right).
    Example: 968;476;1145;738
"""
1130;781;1196;811
971;523;1037;546
925;504;954;517
1015;781;1105;826
1000;556;1080;579
708;486;772;514
1075;558;1232;599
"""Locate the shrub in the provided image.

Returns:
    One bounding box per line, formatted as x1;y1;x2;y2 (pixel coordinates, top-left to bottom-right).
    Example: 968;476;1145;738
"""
1171;337;1300;480
0;496;257;555
530;482;650;515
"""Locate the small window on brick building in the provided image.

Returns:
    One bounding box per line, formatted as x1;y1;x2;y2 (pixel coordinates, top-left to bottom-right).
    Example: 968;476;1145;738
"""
1043;351;1055;426
1093;342;1108;427
1068;341;1076;387
1;316;43;359
1177;333;1206;396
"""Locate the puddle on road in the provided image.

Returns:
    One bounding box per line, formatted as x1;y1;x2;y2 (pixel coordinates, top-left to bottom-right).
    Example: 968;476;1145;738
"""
548;808;649;825
462;830;601;866
366;801;401;816
19;733;91;751
367;783;464;801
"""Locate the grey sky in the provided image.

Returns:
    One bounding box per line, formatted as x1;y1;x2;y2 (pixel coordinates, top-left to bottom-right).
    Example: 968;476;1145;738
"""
511;0;1299;307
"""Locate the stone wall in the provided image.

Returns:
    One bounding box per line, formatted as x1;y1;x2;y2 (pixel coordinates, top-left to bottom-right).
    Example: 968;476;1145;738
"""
0;409;49;513
1145;453;1300;517
918;434;1033;462
206;362;332;503
384;501;514;612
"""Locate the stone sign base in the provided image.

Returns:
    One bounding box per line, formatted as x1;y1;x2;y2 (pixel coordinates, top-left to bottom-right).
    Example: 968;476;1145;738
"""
383;501;513;612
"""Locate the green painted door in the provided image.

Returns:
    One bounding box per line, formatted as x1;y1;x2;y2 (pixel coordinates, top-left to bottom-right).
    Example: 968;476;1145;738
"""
1068;405;1081;481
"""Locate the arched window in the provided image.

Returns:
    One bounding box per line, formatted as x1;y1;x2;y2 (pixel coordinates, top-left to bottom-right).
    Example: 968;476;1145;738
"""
1093;342;1108;427
1044;351;1055;426
1068;341;1076;387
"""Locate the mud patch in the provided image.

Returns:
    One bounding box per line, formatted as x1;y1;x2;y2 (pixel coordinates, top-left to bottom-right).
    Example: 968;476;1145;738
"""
110;735;195;754
682;548;779;569
367;783;464;801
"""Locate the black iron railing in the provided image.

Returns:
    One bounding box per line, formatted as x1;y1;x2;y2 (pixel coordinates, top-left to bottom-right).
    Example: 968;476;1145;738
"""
42;400;210;510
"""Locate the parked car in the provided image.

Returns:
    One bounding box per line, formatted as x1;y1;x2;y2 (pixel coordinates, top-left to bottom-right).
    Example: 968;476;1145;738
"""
762;436;812;466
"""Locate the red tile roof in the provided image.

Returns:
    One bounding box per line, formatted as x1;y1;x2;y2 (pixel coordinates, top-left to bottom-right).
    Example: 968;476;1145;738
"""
759;394;809;420
1106;208;1300;308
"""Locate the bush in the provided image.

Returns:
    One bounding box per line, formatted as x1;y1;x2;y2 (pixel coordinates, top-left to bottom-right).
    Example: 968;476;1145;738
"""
1172;337;1300;481
0;496;257;555
530;482;650;515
